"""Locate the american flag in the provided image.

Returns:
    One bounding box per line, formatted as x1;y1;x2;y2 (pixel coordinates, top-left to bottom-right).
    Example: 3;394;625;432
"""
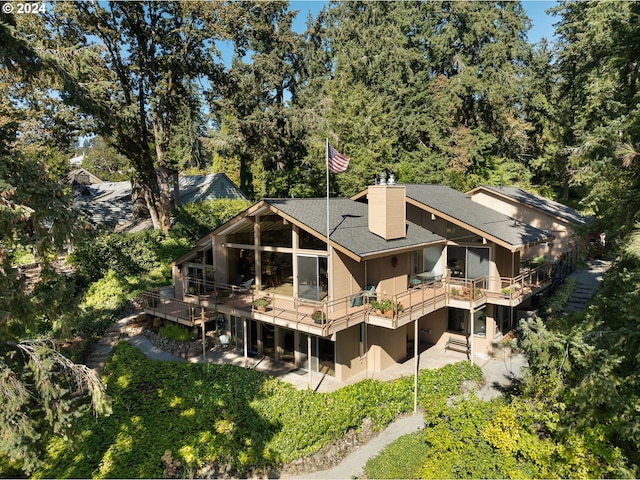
327;144;350;173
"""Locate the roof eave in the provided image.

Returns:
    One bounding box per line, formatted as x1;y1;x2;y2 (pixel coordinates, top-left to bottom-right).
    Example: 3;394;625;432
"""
469;185;589;227
358;239;448;261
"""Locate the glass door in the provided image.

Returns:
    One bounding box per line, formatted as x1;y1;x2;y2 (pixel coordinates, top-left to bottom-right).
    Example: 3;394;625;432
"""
298;333;319;372
297;255;327;301
467;247;490;280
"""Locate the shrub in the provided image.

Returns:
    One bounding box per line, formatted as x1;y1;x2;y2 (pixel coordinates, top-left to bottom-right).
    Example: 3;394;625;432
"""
170;199;251;242
34;345;481;479
69;230;191;284
539;277;577;316
158;322;195;342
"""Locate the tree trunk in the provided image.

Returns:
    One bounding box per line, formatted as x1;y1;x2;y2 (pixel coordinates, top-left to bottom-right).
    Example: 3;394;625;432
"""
131;180;150;219
562;165;570;201
153;116;173;234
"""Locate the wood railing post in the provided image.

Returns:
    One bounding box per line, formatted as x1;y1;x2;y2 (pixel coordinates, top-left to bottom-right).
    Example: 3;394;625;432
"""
201;307;206;361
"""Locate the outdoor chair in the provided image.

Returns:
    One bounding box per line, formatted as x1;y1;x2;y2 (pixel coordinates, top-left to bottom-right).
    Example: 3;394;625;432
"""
218;334;230;348
232;277;254;293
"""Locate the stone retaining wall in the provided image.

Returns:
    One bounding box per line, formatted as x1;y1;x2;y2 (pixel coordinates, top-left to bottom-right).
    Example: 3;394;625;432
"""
142;328;212;359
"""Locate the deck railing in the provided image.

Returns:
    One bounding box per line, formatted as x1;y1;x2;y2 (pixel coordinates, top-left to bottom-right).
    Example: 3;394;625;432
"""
141;291;211;326
147;263;553;330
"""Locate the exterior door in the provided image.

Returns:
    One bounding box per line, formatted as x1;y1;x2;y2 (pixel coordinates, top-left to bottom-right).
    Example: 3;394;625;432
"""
297;333;319;372
297;255;327;301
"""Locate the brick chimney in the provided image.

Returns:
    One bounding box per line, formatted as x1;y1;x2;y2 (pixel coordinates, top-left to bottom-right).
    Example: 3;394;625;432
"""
368;173;406;240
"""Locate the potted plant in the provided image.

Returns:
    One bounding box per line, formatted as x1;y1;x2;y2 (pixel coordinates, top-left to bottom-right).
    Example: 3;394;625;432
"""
501;287;512;298
252;297;271;312
370;299;383;314
371;299;394;316
214;289;230;303
311;310;325;324
450;287;460;298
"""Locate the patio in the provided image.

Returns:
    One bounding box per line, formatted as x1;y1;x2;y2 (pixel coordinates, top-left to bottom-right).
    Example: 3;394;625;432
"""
175;338;472;393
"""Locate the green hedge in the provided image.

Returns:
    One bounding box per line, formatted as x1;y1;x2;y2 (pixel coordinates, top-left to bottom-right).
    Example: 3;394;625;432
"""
68;230;191;284
159;322;196;342
170;198;251;242
364;396;629;479
34;344;481;478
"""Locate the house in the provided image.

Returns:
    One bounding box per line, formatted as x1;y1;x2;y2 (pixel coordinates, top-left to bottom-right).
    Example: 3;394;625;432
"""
143;175;560;383
66;168;104;186
466;185;593;268
72;173;247;227
69;152;85;166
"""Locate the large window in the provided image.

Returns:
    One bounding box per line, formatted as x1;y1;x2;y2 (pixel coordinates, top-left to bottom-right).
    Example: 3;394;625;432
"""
473;309;487;337
227;227;254;245
297;254;327;301
412;246;444;276
359;323;366;357
261;251;292;289
447;246;490;280
260;215;292;247
230;315;244;348
299;229;326;250
298;334;334;377
495;306;511;337
446;222;481;242
185;264;215;295
447;309;465;333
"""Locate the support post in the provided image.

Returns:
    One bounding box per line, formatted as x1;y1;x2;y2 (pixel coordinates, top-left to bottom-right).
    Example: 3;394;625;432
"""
308;335;312;389
469;312;474;365
243;318;248;366
201;308;206;362
414;319;419;412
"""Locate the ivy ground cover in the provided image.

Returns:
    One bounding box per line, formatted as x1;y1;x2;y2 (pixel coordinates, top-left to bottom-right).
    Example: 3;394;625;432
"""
34;342;481;478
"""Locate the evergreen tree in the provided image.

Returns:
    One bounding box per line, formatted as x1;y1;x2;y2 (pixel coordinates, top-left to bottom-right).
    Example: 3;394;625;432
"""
13;1;233;232
1;19;110;471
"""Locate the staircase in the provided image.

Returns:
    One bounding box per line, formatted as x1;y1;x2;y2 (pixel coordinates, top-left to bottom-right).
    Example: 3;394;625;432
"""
85;314;139;373
564;259;610;313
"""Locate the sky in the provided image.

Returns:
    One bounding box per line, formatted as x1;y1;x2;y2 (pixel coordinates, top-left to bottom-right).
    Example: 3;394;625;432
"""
289;1;559;44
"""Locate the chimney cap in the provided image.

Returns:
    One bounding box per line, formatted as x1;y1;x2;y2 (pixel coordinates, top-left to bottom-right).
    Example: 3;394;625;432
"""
378;172;387;185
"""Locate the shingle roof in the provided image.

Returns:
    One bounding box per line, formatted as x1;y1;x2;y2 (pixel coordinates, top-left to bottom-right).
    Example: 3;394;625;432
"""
401;184;553;248
73;174;247;225
265;198;445;259
476;185;593;227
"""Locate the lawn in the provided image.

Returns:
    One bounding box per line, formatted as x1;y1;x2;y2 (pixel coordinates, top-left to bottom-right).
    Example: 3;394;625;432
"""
34;342;481;478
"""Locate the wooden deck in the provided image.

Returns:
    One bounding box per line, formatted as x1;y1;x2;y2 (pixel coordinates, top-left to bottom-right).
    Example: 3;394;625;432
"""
142;263;554;333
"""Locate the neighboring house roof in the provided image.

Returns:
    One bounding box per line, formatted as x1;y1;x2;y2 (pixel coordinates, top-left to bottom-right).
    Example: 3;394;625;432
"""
175;174;247;204
65;168;104;185
73;173;247;226
69;153;85;166
467;185;593;227
352;184;553;251
174;197;446;265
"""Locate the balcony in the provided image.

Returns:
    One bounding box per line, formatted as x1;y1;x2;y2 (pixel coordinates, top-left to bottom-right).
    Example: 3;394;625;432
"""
142;263;553;333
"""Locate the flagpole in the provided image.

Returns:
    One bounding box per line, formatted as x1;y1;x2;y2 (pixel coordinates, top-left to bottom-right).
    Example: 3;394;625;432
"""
325;138;330;304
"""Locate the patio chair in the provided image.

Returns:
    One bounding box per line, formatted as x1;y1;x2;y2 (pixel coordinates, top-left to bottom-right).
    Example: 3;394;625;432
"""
218;334;230;348
232;277;254;293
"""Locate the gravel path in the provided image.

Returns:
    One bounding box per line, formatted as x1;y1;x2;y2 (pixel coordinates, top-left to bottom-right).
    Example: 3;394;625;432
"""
291;412;425;480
